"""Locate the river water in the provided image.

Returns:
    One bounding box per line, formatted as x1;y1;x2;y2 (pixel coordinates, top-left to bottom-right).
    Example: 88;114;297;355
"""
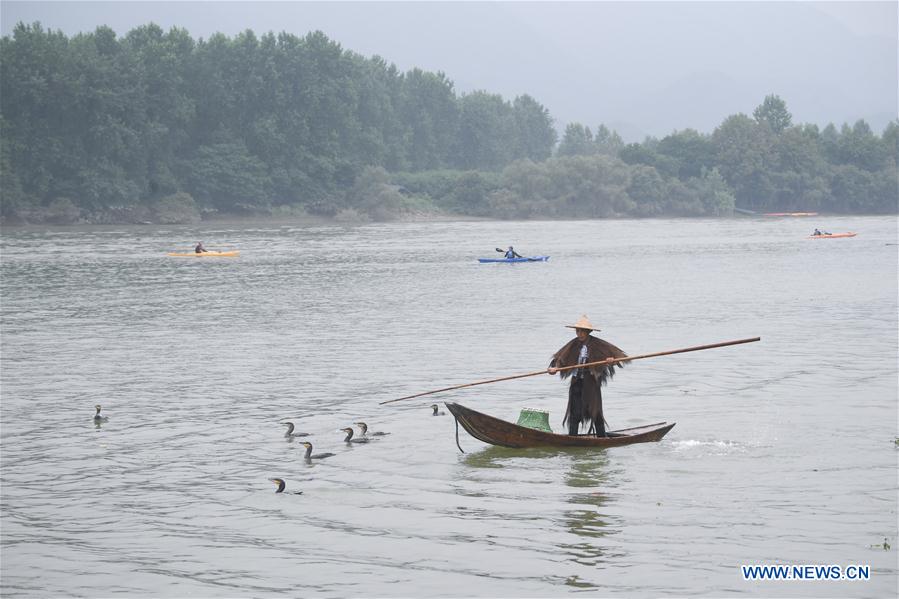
1;216;896;597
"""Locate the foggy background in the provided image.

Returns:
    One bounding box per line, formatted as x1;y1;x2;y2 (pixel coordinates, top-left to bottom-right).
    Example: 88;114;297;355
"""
1;1;896;140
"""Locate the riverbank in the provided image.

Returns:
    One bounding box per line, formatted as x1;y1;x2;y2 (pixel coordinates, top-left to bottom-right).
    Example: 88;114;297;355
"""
0;209;489;230
0;206;488;228
2;204;889;230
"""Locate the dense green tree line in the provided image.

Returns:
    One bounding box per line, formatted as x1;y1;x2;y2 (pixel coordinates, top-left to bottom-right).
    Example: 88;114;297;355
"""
1;24;895;224
609;95;898;215
387;98;895;220
0;22;556;222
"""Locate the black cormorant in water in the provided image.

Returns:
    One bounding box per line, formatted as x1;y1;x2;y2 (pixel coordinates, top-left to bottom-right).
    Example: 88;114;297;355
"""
270;478;303;494
301;441;335;461
282;421;309;438
431;404;446;416
354;422;390;437
93;404;109;423
341;427;370;444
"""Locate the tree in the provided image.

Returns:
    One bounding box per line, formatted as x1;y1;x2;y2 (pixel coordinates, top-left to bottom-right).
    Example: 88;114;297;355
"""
546;154;633;217
452;91;514;170
400;68;459;170
511;94;556;161
656;129;714;178
187;141;270;212
153;191;200;223
753;94;792;133
712;113;774;209
593;124;624;156
619;142;677;177
446;171;501;215
882;120;899;168
834;120;889;171
688;168;735;216
557;123;593;157
346;165;407;221
625;164;667;216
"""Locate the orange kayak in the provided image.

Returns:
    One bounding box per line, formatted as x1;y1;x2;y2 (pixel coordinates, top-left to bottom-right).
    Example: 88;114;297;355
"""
808;232;857;239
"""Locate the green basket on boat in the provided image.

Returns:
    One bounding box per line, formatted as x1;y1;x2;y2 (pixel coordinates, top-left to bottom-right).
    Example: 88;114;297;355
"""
516;408;553;433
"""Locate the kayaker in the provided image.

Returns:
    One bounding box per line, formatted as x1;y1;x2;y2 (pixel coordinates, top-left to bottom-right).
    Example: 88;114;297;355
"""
547;315;627;437
813;229;822;236
195;241;208;253
504;246;522;259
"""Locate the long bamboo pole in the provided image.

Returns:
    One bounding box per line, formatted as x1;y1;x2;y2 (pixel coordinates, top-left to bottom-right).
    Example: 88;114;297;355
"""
380;336;760;405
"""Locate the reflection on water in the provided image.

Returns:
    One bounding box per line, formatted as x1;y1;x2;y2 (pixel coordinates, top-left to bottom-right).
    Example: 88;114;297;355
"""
460;444;572;468
564;450;612;490
560;451;617;582
459;442;619;588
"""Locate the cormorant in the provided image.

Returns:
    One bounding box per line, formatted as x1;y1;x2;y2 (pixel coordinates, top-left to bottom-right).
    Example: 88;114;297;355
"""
270;478;303;494
354;422;390;437
341;427;370;444
282;421;309;438
301;441;335;461
431;404;446;416
93;405;109;423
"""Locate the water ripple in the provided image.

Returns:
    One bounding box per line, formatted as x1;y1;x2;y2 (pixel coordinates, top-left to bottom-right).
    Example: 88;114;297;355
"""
2;217;897;597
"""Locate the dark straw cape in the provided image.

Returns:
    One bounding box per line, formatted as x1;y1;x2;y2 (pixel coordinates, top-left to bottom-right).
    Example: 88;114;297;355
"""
551;335;628;435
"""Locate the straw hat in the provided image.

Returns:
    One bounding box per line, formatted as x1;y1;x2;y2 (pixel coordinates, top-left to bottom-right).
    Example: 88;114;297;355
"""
565;314;599;331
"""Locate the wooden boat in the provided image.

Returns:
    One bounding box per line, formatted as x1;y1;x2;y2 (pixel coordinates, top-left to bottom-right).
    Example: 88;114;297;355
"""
445;402;674;449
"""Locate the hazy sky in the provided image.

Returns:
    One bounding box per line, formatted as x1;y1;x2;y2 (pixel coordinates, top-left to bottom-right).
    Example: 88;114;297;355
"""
2;1;896;141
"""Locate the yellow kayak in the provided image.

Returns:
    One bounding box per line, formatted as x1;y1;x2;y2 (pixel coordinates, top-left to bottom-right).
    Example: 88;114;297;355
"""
167;251;240;257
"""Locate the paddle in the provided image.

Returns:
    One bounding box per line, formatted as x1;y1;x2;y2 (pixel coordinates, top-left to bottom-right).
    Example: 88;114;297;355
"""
379;337;760;405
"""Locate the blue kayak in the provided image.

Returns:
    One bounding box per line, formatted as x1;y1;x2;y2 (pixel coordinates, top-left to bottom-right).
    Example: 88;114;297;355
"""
478;256;550;263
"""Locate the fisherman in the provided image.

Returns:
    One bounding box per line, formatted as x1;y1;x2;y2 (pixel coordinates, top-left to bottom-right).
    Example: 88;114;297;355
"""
547;315;627;437
504;246;522;259
195;241;208;253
